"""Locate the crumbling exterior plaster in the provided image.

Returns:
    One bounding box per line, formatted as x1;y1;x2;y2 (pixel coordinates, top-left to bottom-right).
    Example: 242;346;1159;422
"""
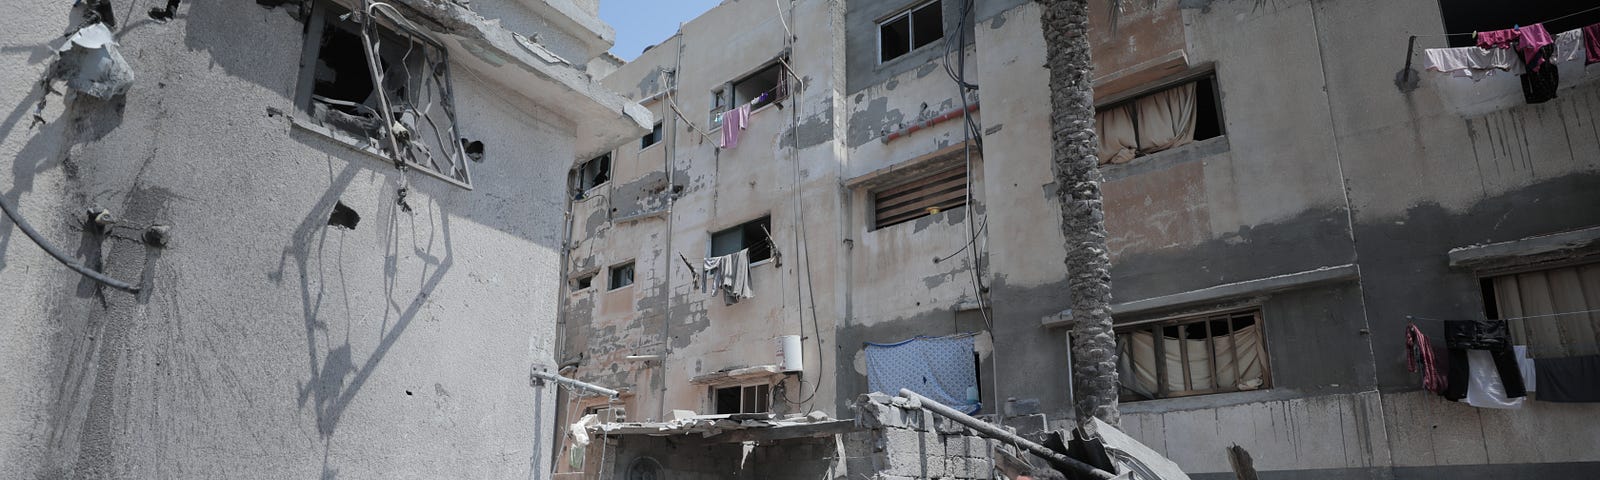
0;1;644;477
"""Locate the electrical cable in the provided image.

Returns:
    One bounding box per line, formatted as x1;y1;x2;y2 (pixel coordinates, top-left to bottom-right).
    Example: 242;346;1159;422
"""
0;193;141;293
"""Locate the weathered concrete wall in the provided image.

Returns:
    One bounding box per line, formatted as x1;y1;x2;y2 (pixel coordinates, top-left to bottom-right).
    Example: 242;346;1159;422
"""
566;0;847;444
575;0;1600;477
0;1;638;477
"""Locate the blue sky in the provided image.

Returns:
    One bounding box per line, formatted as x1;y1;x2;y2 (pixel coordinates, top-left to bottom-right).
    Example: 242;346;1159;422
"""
600;0;721;61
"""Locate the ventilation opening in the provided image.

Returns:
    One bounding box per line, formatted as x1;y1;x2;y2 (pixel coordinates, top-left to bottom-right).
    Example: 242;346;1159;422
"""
328;202;360;229
461;139;485;162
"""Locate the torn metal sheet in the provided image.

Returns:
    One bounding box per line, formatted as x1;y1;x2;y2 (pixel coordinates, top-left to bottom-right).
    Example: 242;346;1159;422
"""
52;24;134;98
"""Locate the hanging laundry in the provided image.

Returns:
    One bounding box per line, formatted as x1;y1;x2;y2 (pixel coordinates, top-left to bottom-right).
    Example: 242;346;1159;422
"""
719;103;751;149
1552;27;1586;64
1405;324;1447;395
1423;46;1524;80
701;248;754;304
1518;44;1559;104
1584;23;1600;65
1513;24;1555;72
1476;28;1518;49
865;334;981;414
1442;320;1526;401
1463;350;1524;409
1533;354;1600;402
1515;345;1536;392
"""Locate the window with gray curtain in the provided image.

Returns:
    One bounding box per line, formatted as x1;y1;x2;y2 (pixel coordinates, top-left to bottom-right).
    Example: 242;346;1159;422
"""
1487;262;1600;358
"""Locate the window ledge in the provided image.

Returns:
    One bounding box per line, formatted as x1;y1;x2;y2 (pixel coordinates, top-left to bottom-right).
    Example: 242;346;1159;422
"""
289;116;472;190
1118;388;1293;415
709;101;784;134
1100;135;1230;182
1448;225;1600;271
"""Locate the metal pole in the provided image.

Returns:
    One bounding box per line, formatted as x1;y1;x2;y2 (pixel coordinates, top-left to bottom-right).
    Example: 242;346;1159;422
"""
897;389;1115;480
533;370;619;398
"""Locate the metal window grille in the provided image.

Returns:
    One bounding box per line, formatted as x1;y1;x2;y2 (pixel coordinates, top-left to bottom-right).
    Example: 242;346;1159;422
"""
1116;309;1270;401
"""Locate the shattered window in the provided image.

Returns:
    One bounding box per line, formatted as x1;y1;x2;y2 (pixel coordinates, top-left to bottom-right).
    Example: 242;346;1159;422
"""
1116;309;1270;401
710;216;773;263
297;1;472;186
878;0;943;63
641;122;662;149
713;384;770;414
575;153;611;193
608;262;635;290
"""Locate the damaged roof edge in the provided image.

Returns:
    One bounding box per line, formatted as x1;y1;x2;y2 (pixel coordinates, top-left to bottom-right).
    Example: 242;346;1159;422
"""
386;0;651;161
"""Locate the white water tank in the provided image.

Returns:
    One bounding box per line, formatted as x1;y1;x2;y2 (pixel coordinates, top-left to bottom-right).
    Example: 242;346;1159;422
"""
777;335;803;372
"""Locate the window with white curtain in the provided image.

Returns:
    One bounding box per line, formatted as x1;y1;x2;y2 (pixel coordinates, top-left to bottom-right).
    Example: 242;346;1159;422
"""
1117;309;1270;401
1096;75;1224;165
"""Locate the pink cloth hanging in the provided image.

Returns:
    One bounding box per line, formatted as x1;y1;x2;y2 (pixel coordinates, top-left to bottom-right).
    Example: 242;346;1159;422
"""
1476;28;1518;49
1584;23;1600;65
1514;24;1555;72
719;104;751;149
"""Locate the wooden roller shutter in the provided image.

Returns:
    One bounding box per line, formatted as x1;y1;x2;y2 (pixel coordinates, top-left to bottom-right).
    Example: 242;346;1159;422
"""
873;166;968;229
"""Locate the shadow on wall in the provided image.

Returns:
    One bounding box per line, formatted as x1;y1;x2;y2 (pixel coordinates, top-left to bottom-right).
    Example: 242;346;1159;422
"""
267;155;455;477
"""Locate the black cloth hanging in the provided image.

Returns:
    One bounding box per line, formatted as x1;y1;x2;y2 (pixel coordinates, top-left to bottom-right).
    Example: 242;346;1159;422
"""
1534;355;1600;402
1442;320;1526;400
1520;44;1559;104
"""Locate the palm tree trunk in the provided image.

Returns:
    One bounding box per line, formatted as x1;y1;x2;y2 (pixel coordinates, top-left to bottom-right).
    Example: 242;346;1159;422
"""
1039;0;1119;427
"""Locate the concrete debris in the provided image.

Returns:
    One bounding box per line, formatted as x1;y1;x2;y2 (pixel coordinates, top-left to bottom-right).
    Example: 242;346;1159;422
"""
591;411;838;439
52;23;134;99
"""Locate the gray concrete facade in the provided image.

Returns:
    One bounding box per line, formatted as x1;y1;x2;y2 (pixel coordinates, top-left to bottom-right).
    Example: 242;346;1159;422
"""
0;0;646;478
569;0;1600;478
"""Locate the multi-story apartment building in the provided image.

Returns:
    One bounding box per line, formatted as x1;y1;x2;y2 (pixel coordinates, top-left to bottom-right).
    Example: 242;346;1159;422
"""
559;0;1600;477
0;0;648;477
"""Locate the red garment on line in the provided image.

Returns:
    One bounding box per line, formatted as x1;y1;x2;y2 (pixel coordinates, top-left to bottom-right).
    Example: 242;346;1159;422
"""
1477;28;1518;49
1583;23;1600;65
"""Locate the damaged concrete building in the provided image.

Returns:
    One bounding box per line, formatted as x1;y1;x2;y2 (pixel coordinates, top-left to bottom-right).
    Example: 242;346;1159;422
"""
0;0;648;477
559;0;1600;478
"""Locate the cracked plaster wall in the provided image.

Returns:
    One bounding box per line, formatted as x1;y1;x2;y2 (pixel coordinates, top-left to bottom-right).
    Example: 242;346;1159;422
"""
0;1;628;477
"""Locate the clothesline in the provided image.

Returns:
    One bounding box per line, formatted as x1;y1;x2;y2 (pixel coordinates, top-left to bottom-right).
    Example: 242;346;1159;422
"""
1406;308;1600;323
1408;5;1600;39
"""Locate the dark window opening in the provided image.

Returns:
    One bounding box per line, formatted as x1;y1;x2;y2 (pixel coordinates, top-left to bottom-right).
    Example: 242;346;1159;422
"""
1192;77;1223;142
873;166;968;230
299;1;471;185
328;201;360;229
713;384;770;414
1437;2;1600;48
573;274;595;291
710;216;773;263
1116;309;1269;401
641;122;663;149
609;262;635;290
575;153;611;193
879;1;943;63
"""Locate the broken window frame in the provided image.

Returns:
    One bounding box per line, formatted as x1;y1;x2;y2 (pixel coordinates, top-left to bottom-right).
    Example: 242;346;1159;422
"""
709;59;791;128
712;383;771;414
1114;308;1272;402
575;153;612;193
571;272;596;291
709;216;774;264
294;0;474;188
641;122;663;150
871;166;969;230
877;0;944;64
608;262;635;290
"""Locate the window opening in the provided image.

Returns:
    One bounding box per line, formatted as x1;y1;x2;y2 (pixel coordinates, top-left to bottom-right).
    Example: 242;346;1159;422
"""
573;273;595;291
609;262;635;290
873;166;967;229
299;1;472;185
575;153;611;192
711;62;790;126
1484;262;1600;359
584;404;625;423
713;384;770;414
1437;2;1600;48
327;201;360;229
879;1;944;63
1095;75;1224;165
710;216;773;263
641;122;663;149
1116;309;1270;401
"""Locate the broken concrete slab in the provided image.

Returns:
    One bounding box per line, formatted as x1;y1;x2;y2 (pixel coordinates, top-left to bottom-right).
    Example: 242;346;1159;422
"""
52;23;133;99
